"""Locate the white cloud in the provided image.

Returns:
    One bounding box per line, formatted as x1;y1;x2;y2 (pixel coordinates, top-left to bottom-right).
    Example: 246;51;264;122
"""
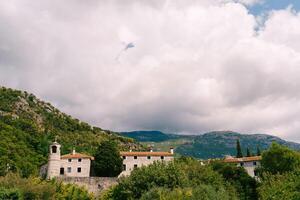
1;1;300;142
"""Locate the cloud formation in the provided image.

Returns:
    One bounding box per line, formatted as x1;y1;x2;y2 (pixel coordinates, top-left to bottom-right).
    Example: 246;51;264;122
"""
1;0;300;142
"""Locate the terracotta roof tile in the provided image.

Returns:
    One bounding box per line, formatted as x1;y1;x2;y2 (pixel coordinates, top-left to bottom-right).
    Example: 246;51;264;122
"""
224;156;262;163
61;153;94;160
120;151;173;157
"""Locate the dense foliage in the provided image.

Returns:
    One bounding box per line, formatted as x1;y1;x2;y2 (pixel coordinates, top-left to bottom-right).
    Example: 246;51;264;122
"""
257;143;300;200
211;162;258;200
93;140;123;177
102;158;239;200
0;87;141;178
0;173;93;200
260;143;300;175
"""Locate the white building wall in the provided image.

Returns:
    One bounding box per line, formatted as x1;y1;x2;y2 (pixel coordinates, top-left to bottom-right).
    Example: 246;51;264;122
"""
60;158;91;177
238;161;260;177
120;155;173;176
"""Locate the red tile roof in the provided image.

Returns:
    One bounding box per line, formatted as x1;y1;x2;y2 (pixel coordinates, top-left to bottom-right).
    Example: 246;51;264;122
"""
61;153;94;160
224;156;262;163
120;151;173;157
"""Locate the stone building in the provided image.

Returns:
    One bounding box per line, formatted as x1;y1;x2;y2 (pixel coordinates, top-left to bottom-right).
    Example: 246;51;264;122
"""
47;141;94;179
119;148;174;176
224;156;261;177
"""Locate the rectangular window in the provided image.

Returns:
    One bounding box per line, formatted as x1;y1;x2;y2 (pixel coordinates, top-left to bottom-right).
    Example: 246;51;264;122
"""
147;156;151;160
78;158;82;162
67;167;71;173
123;156;126;160
253;161;257;166
161;156;164;160
123;164;126;171
134;164;138;169
134;156;137;159
240;162;244;167
60;168;64;175
77;167;81;173
68;159;72;162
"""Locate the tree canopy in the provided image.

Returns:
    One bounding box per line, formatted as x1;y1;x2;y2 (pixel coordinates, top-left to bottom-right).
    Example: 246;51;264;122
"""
93;140;123;177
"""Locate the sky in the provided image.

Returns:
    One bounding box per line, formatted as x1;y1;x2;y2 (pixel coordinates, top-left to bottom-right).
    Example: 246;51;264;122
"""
1;0;300;142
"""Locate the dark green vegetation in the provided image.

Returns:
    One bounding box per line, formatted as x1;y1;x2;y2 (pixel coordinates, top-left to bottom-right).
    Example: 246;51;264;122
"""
100;143;300;200
258;143;300;200
0;173;93;200
236;139;243;158
102;158;240;200
93;140;123;177
0;86;141;178
122;131;300;159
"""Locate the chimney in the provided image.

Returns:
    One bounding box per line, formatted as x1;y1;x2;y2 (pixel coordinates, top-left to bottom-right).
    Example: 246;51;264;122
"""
150;147;153;152
72;148;76;155
170;147;174;154
129;148;132;152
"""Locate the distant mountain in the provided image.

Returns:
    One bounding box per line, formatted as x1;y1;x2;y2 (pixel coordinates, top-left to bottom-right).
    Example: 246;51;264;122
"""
120;130;185;142
122;130;300;159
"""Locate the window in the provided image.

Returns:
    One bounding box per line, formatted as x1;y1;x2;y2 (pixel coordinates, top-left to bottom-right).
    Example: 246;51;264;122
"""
67;167;71;173
134;156;137;159
123;156;126;160
161;156;164;160
77;167;81;173
134;164;138;169
68;159;72;162
253;161;257;166
78;158;82;162
60;168;64;175
52;146;57;153
147;156;151;160
123;164;126;171
240;162;244;167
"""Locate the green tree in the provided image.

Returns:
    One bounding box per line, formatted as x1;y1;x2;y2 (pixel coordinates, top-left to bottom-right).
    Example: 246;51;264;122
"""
256;146;261;156
93;140;123;177
236;139;243;158
211;161;258;200
258;171;300;200
246;148;252;157
261;143;300;174
104;158;238;200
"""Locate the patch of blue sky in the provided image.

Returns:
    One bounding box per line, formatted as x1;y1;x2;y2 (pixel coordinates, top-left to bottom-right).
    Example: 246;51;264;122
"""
248;0;300;15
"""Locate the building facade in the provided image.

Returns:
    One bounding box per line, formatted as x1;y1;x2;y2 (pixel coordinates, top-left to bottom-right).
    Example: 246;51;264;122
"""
224;156;261;177
119;148;174;176
47;141;94;179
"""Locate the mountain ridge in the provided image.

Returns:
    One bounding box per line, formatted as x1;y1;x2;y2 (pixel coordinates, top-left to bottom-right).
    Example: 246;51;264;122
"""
121;130;300;159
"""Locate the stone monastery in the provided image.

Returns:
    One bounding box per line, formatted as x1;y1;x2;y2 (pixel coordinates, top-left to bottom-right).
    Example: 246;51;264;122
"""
47;141;174;179
47;141;261;180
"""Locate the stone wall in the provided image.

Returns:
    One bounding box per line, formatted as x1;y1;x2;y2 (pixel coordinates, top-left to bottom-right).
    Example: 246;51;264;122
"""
57;177;118;195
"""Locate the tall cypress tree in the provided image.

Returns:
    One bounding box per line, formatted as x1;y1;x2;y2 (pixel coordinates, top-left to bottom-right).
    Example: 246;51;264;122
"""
256;146;261;156
236;139;243;158
246;147;251;157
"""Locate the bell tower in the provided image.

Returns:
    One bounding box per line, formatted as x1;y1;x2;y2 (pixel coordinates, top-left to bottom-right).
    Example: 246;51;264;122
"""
47;141;61;179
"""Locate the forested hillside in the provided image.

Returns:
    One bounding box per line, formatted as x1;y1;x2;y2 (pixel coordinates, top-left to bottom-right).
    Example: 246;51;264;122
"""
0;86;141;177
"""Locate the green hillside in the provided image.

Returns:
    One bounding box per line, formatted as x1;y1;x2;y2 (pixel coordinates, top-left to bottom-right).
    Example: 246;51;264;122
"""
122;131;300;159
0;86;141;177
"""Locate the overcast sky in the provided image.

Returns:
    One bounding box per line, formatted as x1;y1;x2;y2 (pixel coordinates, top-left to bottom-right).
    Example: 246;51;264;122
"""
1;0;300;142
